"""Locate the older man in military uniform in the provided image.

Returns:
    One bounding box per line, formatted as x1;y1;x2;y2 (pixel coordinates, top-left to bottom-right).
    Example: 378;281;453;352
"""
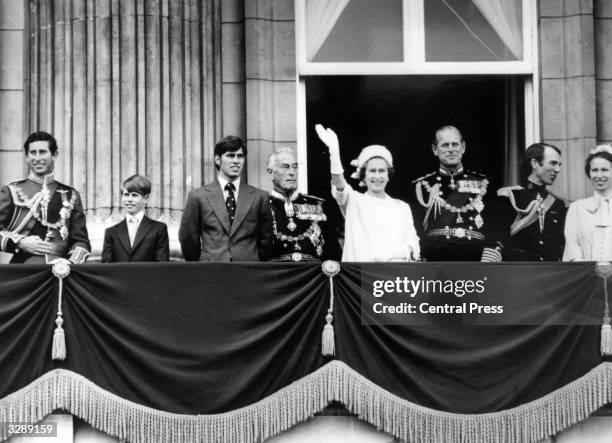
0;131;90;264
481;143;566;262
413;125;489;261
267;147;340;261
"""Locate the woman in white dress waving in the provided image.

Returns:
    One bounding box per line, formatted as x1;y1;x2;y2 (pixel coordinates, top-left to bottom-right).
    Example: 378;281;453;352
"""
315;124;420;262
563;145;612;261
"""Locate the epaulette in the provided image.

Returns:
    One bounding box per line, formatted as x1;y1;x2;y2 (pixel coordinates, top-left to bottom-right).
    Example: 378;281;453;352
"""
301;193;325;203
411;171;437;184
61;183;76;193
497;186;523;198
5;178;25;186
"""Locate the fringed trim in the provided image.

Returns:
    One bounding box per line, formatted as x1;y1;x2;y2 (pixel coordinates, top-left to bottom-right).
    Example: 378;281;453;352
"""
3;362;612;443
331;361;612;443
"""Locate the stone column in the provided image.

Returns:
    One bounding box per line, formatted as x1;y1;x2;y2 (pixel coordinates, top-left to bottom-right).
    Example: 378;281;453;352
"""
221;0;246;139
27;0;222;258
595;0;612;146
244;0;296;190
0;1;26;264
539;0;597;201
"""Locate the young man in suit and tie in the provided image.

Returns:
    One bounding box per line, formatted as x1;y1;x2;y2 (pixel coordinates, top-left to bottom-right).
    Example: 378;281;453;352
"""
179;135;273;261
101;175;170;262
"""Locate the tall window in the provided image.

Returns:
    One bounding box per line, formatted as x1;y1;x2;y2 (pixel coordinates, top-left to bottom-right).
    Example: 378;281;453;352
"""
295;0;538;200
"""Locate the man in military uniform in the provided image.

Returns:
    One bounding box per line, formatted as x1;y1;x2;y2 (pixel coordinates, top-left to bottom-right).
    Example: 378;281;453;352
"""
481;143;566;262
267;147;340;261
0;131;90;264
413;125;489;261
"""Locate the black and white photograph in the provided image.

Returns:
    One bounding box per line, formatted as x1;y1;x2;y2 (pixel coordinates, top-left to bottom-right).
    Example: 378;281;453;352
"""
2;0;612;441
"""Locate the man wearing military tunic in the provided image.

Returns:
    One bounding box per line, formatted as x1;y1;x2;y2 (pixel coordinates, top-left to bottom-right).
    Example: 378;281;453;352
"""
481;143;566;262
413;126;489;261
0;131;90;264
267;147;340;261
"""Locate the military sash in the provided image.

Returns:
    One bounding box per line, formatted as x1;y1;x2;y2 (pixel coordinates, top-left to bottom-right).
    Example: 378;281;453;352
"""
509;193;556;237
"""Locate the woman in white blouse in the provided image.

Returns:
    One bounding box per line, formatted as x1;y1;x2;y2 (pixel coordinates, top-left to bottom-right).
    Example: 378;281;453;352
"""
563;145;612;261
315;124;420;262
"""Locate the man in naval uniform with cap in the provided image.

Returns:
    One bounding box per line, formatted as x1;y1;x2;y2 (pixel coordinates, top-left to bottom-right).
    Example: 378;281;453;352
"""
0;131;90;264
481;142;566;262
267;147;340;262
413;125;489;261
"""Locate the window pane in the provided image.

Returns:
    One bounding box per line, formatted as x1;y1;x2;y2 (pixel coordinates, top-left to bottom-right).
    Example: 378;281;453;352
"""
306;0;403;62
425;0;523;62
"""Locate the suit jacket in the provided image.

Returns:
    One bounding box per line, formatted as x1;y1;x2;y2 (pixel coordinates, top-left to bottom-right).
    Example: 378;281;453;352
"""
101;216;169;262
178;180;273;261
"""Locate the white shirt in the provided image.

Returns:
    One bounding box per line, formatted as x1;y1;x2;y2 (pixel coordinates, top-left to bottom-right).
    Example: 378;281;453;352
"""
563;194;612;261
332;183;420;262
217;175;241;202
126;210;145;247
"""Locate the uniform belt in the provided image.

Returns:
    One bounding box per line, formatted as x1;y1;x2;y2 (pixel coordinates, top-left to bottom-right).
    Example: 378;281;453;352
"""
274;253;319;262
427;227;484;241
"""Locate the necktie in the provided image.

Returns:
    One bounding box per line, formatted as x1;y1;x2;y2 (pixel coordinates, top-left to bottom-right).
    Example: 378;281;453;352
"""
128;216;137;246
225;182;236;224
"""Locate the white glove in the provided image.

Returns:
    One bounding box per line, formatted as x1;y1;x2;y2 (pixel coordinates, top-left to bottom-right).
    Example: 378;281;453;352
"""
315;124;344;174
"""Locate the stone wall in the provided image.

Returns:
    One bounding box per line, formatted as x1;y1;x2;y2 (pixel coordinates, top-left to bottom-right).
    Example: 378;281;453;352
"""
244;0;296;191
539;0;597;201
0;0;25;264
0;0;297;260
595;0;612;146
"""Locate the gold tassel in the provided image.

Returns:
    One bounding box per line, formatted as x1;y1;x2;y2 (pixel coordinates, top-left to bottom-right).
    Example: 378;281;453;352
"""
322;313;335;356
51;260;71;361
321;261;341;357
52;317;66;360
602;316;612;356
596;263;612;356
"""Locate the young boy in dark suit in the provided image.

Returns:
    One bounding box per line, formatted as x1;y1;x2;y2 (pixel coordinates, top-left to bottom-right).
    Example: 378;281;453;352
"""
101;175;169;262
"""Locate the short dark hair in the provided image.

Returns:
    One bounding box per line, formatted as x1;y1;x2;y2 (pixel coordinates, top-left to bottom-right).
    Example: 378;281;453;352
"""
433;125;463;146
122;174;151;196
358;157;395;182
214;136;246;170
520;143;561;180
24;131;58;155
585;149;612;178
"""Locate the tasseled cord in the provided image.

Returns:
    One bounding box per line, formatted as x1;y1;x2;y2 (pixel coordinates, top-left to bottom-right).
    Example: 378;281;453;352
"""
51;260;72;361
596;262;612;356
321;261;341;357
602;277;612;356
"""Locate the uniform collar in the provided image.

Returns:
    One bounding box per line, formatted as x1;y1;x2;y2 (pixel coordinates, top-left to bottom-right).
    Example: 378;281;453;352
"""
28;170;55;185
270;189;299;202
524;179;547;195
439;164;463;176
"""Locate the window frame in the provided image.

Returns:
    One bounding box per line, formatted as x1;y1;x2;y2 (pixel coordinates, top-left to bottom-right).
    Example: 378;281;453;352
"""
294;0;540;192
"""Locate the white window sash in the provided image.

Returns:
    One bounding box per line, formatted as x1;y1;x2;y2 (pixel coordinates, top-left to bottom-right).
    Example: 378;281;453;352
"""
296;0;535;76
